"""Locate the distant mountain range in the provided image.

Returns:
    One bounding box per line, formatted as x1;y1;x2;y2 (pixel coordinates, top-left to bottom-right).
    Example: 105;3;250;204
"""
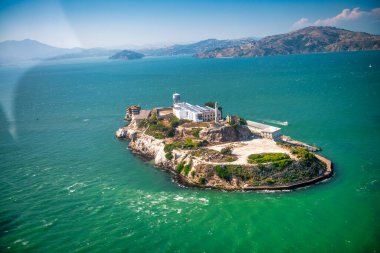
1;27;379;63
0;39;117;63
196;26;380;58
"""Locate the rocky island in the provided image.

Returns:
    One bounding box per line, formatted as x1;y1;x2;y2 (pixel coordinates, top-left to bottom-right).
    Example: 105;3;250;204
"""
116;93;333;191
109;50;144;60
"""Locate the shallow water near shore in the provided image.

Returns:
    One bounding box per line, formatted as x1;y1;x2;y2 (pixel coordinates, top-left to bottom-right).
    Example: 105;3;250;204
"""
0;52;379;252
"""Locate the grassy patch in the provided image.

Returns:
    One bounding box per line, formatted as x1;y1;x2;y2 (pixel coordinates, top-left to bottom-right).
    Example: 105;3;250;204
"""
247;153;290;164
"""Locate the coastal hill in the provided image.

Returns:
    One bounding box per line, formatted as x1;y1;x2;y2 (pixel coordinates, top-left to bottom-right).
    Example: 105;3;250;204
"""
139;38;256;56
195;26;380;58
109;50;144;60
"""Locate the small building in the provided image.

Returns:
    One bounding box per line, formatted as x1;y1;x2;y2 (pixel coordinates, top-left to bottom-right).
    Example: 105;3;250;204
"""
247;120;281;140
131;109;151;123
125;105;141;120
172;93;221;122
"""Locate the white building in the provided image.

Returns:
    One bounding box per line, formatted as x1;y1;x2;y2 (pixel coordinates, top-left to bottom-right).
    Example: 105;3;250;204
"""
247;120;281;140
172;93;221;122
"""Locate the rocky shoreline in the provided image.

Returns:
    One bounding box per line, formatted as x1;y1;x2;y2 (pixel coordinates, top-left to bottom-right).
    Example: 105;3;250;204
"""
116;121;333;191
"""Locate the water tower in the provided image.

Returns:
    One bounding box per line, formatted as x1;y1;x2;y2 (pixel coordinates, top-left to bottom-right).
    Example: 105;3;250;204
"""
173;93;181;104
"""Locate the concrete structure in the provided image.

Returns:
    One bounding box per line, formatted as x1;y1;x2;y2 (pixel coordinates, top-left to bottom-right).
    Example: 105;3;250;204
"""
153;107;174;120
125;105;141;120
132;110;151;123
172;93;221;122
247;120;281;140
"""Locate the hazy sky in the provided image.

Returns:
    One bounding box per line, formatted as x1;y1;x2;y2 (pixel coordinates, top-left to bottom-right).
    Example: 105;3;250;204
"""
0;0;379;48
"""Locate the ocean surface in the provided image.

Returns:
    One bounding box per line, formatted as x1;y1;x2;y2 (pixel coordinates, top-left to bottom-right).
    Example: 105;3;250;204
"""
0;52;379;252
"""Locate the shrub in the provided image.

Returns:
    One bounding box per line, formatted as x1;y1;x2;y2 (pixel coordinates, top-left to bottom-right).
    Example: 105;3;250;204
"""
199;177;207;185
251;181;260;186
169;116;180;128
191;128;201;138
153;133;165;139
264;178;275;185
183;164;191;176
165;152;173;160
184;138;198;149
191;171;196;178
214;165;232;181
151;112;158;121
164;144;175;153
220;147;233;155
167;127;176;137
239;117;247;125
176;162;185;173
138;119;149;128
273;159;292;169
226;156;237;162
291;148;315;160
198;140;208;147
227;165;251;181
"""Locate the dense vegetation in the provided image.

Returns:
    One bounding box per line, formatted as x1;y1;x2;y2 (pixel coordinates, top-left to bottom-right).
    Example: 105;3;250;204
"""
140;114;184;139
209;148;326;186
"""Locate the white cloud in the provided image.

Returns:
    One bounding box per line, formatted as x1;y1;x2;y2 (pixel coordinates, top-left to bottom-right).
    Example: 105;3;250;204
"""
292;18;310;29
292;7;380;29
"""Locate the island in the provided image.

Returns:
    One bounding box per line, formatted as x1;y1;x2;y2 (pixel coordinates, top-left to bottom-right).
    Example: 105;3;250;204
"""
109;50;144;60
116;93;333;191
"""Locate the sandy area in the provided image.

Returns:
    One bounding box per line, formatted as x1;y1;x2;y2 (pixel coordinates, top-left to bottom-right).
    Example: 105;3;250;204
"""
207;138;293;165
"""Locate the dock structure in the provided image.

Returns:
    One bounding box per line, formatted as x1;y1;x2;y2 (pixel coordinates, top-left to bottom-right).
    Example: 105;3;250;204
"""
281;136;320;151
246;120;281;140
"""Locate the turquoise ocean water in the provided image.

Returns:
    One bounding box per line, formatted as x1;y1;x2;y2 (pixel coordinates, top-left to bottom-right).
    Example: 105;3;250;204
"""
0;52;379;252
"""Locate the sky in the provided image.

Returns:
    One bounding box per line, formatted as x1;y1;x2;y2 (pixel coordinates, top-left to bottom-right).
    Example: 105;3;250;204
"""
0;0;379;48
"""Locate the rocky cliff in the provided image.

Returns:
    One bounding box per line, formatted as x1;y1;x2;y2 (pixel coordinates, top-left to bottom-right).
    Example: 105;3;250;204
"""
199;125;252;142
116;119;332;191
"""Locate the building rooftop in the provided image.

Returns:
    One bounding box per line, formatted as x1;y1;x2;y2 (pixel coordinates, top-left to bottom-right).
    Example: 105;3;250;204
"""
133;110;151;120
174;102;214;114
247;120;281;133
